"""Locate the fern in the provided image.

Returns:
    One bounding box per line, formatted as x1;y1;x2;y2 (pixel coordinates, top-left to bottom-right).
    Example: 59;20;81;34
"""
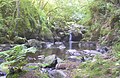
0;45;37;67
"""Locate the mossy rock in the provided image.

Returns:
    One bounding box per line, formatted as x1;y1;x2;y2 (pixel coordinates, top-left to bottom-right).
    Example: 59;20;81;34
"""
7;70;49;78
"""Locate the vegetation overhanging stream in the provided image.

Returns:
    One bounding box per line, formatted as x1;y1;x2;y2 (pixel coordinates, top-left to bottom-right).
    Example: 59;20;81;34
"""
0;0;120;78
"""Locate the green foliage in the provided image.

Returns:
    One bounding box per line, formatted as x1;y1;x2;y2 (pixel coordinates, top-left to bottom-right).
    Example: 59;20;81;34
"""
79;0;120;42
0;0;16;41
72;56;120;78
0;0;119;43
0;45;37;67
0;0;53;42
113;43;120;58
6;70;27;78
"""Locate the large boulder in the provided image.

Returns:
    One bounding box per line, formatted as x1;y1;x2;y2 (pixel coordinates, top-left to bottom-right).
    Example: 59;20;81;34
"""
68;24;86;41
14;36;27;44
52;23;86;42
42;54;63;68
25;39;47;48
70;31;83;41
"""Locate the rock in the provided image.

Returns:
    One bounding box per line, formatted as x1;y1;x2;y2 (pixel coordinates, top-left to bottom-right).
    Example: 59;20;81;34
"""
14;36;27;44
0;44;15;51
26;56;36;62
20;71;39;78
68;56;84;62
40;42;47;48
97;46;109;54
101;54;110;59
46;42;54;48
43;54;58;68
57;57;63;63
38;55;45;62
48;70;67;78
0;71;6;76
42;54;63;68
23;63;39;71
26;39;42;48
57;45;66;49
0;48;2;52
54;42;63;45
66;49;81;56
48;42;66;49
20;70;49;78
55;61;79;69
70;32;83;41
0;58;4;63
68;24;86;41
78;41;96;50
82;50;102;55
66;49;77;54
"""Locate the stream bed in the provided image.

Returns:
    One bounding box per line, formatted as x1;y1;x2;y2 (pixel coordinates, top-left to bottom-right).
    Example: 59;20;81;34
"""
0;41;109;78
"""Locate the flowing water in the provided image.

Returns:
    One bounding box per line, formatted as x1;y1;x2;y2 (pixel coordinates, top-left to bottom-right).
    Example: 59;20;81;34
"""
0;33;96;63
69;30;72;49
27;32;96;62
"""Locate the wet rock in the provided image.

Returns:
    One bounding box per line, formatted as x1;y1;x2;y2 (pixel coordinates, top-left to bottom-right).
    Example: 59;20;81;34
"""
54;42;63;45
66;49;81;56
0;48;2;52
78;41;96;50
48;70;67;78
82;50;102;55
68;56;84;62
97;46;109;54
0;58;4;63
53;24;86;42
0;71;6;76
40;68;53;73
53;36;61;43
66;49;77;54
40;42;47;48
69;24;87;41
38;55;45;62
46;42;54;48
70;32;83;41
48;42;66;49
57;45;66;49
0;44;15;51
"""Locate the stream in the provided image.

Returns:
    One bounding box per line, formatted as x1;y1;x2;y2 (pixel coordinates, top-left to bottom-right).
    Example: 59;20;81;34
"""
0;33;109;78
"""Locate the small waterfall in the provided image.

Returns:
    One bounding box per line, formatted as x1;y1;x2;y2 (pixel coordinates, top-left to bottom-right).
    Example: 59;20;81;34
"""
69;30;72;49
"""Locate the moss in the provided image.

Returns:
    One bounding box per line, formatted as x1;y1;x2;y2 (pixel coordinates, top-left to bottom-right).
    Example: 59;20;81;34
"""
6;71;26;78
72;55;120;78
6;69;49;78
